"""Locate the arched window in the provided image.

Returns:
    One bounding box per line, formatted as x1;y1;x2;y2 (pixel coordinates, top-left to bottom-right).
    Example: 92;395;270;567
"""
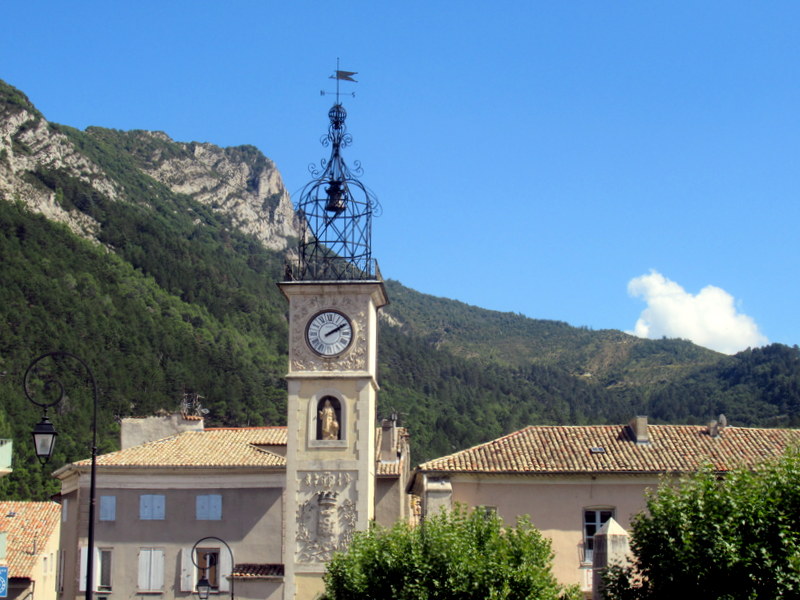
316;396;342;441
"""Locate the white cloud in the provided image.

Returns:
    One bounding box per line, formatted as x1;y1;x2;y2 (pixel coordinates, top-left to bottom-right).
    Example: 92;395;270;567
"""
627;270;768;355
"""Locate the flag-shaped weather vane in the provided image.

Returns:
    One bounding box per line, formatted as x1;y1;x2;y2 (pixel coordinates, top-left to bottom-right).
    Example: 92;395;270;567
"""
331;69;357;82
321;59;357;103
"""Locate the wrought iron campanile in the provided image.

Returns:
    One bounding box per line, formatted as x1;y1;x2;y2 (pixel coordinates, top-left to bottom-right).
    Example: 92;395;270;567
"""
294;91;380;281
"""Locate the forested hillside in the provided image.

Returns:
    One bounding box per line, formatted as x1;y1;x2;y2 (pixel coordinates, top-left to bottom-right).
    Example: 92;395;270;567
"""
1;79;799;501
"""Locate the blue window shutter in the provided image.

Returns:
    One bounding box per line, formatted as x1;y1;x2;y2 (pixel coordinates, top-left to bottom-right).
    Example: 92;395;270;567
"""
196;495;222;520
140;495;151;519
196;495;208;519
140;495;165;520
154;495;165;520
99;496;116;521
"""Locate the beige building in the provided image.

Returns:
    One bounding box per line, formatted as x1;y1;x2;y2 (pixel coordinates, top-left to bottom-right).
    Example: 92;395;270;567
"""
409;416;800;596
0;501;61;600
53;416;409;600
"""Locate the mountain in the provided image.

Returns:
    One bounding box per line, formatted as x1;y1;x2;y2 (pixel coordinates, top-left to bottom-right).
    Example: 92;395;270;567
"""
1;79;799;500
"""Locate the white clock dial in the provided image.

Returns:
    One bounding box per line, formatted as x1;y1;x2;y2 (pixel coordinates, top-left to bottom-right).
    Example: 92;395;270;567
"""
306;311;354;356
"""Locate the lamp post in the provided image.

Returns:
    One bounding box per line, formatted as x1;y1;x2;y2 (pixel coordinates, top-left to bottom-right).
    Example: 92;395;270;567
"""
191;537;234;600
24;351;98;600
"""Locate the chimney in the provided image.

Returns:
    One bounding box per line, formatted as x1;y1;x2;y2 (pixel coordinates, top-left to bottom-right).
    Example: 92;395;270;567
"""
380;417;398;463
629;415;650;445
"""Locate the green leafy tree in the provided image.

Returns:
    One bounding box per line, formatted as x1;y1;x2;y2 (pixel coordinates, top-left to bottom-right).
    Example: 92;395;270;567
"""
322;505;580;600
603;449;800;599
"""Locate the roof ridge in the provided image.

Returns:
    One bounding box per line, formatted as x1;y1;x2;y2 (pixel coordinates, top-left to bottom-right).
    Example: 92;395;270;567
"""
205;426;287;431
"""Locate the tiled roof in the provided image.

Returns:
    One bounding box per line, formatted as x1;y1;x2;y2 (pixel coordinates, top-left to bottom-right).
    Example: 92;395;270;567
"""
0;501;61;578
62;424;407;473
70;427;288;470
417;424;800;475
231;563;284;579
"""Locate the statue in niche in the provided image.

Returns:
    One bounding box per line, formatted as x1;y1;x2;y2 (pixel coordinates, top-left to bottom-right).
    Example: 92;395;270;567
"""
318;398;340;440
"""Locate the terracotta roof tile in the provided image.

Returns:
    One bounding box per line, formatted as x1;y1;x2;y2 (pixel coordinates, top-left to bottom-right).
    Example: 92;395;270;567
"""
418;424;800;475
231;563;284;578
0;501;60;578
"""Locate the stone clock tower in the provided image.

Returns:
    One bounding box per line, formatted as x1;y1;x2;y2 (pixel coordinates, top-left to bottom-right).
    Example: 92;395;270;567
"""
279;75;387;600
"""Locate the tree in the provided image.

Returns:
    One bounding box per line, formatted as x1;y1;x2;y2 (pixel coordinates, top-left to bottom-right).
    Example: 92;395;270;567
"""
603;449;800;599
322;505;580;600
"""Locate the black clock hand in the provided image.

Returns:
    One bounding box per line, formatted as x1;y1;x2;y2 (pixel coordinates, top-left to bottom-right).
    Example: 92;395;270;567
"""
324;323;347;337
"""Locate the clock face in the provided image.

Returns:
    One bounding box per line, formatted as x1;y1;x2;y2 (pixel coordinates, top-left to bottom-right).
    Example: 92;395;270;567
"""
306;311;354;356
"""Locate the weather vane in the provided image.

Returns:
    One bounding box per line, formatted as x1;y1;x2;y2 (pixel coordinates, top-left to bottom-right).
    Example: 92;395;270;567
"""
320;58;357;104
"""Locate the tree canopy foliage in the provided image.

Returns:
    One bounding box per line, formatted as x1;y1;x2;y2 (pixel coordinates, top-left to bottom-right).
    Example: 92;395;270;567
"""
603;449;800;599
323;505;580;600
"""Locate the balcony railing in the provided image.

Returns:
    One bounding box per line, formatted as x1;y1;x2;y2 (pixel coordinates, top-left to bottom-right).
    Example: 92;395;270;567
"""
284;258;381;283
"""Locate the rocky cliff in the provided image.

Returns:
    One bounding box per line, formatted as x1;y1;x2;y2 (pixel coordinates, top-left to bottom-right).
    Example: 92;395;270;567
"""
0;83;119;239
0;80;299;251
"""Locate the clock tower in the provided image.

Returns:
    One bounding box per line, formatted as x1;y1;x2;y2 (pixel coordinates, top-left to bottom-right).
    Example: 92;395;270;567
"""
279;77;387;600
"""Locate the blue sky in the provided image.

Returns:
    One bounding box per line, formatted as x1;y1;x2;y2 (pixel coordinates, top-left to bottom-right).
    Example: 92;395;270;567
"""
3;1;799;352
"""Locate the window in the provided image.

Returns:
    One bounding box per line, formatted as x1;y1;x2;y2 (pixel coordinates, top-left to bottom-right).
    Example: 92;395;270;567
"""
140;494;165;520
196;494;222;520
99;495;116;521
79;547;113;592
98;548;112;591
138;547;165;592
583;508;614;563
197;548;220;590
180;547;232;593
61;498;69;522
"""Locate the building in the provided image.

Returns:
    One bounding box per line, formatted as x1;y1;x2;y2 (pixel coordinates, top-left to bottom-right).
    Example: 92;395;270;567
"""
0;501;61;600
52;417;409;600
409;416;800;595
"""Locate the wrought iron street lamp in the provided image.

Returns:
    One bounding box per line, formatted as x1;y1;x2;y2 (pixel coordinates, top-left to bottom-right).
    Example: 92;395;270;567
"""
196;573;212;600
191;536;234;600
31;415;57;463
24;351;99;600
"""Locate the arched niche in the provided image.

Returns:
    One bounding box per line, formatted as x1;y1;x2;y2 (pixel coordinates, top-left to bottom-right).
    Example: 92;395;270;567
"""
307;392;348;448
